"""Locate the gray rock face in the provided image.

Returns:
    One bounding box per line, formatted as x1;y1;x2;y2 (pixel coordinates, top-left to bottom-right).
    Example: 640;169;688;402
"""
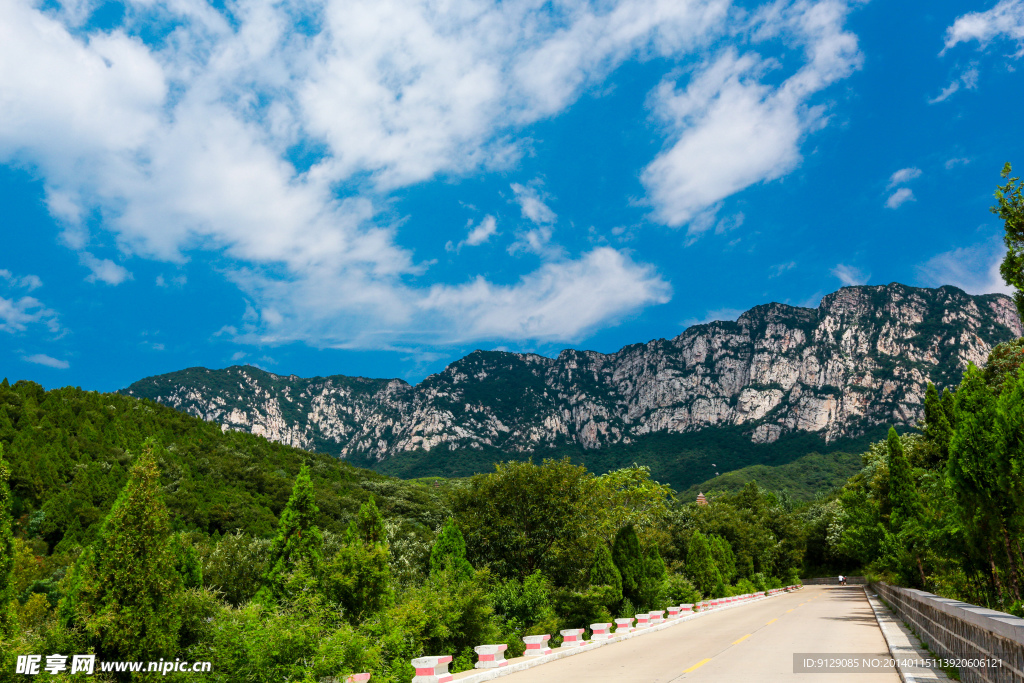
122;284;1022;461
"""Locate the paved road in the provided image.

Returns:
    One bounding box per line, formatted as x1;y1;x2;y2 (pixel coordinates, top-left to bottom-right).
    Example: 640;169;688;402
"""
484;587;897;682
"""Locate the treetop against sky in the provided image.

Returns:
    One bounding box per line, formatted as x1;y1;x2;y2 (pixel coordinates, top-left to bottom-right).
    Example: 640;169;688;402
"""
2;0;1023;391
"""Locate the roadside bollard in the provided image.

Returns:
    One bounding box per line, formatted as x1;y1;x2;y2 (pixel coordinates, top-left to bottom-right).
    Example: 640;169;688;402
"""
411;656;452;683
634;613;651;629
649;610;665;624
474;644;508;669
590;623;613;640
560;629;586;648
680;603;693;613
667;606;681;619
614;617;634;633
523;634;552;656
345;675;371;683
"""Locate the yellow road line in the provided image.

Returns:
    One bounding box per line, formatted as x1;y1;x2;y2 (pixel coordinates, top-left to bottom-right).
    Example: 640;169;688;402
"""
732;634;752;644
766;618;777;625
683;659;712;673
786;608;794;613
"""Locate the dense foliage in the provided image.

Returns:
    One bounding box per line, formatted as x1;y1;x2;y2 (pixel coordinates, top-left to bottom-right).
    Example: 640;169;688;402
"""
1;381;808;682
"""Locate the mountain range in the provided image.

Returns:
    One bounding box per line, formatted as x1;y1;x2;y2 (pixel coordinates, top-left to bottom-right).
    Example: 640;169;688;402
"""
121;283;1022;492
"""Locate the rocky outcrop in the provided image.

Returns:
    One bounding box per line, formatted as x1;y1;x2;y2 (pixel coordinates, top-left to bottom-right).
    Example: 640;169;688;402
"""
122;284;1022;461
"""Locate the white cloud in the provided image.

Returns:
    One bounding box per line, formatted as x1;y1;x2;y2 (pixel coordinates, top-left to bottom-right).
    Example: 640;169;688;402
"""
887;167;922;188
511;184;557;225
770;261;797;277
0;271;60;333
944;0;1024;54
885;187;915;209
448;215;498;252
23;354;70;369
945;157;970;169
681;307;744;327
0;0;861;347
916;239;1013;295
832;263;869;286
80;252;132;285
0;270;43;291
929;66;979;103
643;0;862;230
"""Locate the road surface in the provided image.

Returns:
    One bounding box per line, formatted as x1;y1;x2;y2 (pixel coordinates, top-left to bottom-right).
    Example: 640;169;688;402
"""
472;586;897;682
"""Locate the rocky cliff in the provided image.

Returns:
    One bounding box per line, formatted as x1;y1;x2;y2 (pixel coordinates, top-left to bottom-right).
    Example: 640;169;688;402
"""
122;284;1022;463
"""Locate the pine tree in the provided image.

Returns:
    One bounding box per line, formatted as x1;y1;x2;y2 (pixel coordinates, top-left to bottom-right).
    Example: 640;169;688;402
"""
992;162;1024;321
589;542;623;608
684;531;720;598
258;464;324;602
922;383;953;467
0;444;16;640
639;544;667;610
887;427;921;524
170;533;203;589
612;524;644;605
58;440;183;660
709;535;736;584
430;518;473;582
347;495;386;545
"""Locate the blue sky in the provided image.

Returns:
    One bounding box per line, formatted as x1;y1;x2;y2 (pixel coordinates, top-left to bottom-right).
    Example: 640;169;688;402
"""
2;0;1024;392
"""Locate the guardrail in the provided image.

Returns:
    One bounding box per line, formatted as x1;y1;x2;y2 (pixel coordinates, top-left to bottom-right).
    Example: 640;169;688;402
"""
803;576;867;585
870;582;1024;683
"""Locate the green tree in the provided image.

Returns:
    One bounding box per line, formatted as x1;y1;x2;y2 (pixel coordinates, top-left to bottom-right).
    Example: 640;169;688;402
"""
347;495;386;545
612;524;644;606
887;427;921;524
58;441;183;660
639;544;667;610
993;162;1024;321
257;464;324;602
709;534;736;584
0;443;16;640
170;533;203;589
325;496;394;624
430;518;473;582
589;542;623;604
685;530;720;597
922;383;953;467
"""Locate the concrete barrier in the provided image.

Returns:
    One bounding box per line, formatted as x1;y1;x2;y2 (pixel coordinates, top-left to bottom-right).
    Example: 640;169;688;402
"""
635;613;651;629
667;606;681;619
872;581;1024;683
590;623;613;640
680;603;693;613
473;644;508;669
649;610;665;624
345;675;371;683
614;617;634;633
559;629;586;648
411;656;452;683
522;634;552;656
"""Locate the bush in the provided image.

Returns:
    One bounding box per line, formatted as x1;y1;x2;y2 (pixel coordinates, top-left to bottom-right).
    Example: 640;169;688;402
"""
662;573;700;605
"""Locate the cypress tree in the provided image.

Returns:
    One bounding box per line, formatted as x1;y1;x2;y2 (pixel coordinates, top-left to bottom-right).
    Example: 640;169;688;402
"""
59;440;183;660
922;383;953;467
709;535;736;584
589;542;623;607
639;544;667;610
347;495;386;545
258;464;324;601
170;533;203;589
685;531;720;598
430;518;473;581
887;427;921;524
612;524;644;605
0;444;16;640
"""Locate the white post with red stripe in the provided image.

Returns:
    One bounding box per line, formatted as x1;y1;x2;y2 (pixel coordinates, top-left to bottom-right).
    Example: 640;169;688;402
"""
667;606;681;619
634;613;651;629
474;644;508;669
411;656;452;683
590;623;613;640
345;675;371;683
649;610;665;624
559;629;586;648
614;617;634;633
523;634;552;656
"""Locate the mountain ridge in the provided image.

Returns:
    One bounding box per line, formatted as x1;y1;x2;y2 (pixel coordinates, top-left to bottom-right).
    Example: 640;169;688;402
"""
121;283;1022;471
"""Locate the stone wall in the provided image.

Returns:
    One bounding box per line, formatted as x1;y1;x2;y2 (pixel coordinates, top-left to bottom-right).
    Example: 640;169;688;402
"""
871;582;1024;683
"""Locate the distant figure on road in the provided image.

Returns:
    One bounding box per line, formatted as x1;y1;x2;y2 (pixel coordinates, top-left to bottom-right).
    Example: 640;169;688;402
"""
838;575;844;585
